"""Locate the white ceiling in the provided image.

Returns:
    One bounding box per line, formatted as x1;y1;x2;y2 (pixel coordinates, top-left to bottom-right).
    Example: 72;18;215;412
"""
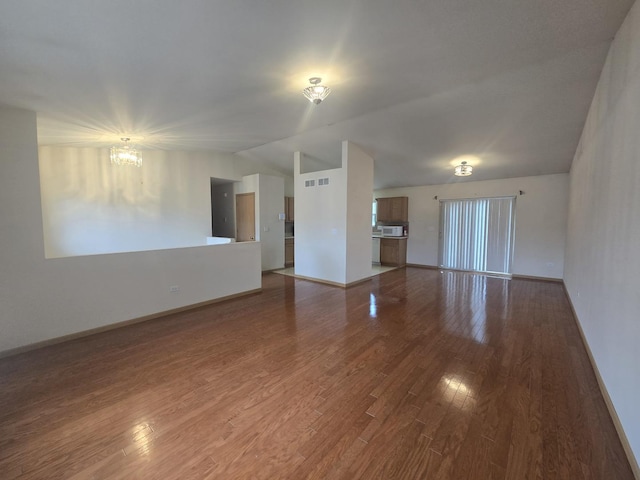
0;0;634;188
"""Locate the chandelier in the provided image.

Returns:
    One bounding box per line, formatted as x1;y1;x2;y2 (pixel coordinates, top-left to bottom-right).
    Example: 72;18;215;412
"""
454;160;472;177
303;77;331;105
110;137;142;167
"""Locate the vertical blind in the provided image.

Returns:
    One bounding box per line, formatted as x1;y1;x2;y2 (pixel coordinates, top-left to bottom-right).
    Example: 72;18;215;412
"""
439;196;515;274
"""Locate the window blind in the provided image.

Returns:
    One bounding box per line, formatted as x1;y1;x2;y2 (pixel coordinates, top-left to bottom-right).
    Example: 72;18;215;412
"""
439;197;515;274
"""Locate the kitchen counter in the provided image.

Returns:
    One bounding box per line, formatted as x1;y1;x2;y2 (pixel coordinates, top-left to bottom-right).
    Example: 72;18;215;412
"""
372;234;408;239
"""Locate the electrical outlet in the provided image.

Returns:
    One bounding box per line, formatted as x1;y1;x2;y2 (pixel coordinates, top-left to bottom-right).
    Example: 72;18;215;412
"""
169;285;179;293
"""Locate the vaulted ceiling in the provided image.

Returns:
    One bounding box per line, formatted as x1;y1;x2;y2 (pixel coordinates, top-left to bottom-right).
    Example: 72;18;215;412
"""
0;0;634;188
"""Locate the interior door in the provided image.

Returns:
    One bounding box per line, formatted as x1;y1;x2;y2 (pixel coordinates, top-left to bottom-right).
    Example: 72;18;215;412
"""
235;193;255;242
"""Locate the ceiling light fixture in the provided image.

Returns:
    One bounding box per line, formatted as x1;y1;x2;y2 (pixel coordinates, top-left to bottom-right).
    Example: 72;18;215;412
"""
454;160;472;177
110;137;142;167
303;77;331;105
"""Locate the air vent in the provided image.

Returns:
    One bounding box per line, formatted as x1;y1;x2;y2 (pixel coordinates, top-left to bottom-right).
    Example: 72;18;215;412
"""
305;179;315;187
318;177;330;186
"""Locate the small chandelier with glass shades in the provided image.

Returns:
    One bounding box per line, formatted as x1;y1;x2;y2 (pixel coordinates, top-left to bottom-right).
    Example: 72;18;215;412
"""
303;77;331;105
110;137;142;167
454;160;472;177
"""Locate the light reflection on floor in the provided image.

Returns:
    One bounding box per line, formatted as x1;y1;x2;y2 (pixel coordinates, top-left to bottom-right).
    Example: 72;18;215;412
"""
369;293;377;318
438;270;512;345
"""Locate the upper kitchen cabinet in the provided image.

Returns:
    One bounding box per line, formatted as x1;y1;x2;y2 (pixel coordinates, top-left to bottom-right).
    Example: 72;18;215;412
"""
284;196;294;222
376;197;408;223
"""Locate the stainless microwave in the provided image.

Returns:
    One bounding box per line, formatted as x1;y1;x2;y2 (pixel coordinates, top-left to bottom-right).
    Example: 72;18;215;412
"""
380;226;404;237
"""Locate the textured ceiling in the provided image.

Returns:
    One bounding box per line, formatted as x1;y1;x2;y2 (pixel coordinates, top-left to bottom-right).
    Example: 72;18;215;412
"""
0;0;634;188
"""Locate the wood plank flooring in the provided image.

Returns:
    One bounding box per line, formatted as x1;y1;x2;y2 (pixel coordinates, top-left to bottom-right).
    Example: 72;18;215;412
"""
0;268;634;479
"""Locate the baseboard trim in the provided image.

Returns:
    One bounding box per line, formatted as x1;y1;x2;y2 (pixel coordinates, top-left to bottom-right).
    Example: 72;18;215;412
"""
345;276;375;288
0;288;262;360
404;265;562;283
405;263;439;270
289;273;372;289
562;282;640;479
512;273;562;283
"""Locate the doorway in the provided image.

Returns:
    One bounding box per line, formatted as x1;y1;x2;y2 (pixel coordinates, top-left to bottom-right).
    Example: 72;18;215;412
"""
235;192;256;242
210;179;235;238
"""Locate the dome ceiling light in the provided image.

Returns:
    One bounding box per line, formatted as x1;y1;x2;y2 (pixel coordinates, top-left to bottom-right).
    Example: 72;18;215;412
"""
303;77;331;105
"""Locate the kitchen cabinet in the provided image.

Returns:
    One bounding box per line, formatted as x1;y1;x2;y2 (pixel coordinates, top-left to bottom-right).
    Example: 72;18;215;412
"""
284;196;295;222
376;197;408;223
285;238;295;267
380;238;407;267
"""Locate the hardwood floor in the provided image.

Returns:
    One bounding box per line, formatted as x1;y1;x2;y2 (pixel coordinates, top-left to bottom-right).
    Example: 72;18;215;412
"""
0;268;634;479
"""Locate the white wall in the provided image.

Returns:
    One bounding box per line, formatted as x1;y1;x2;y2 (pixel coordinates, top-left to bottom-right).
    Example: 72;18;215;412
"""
564;1;640;469
344;142;374;284
237;173;285;271
0;106;262;354
375;173;568;279
258;174;285;271
284;182;294;197
39;146;290;258
294;141;374;285
294;152;347;284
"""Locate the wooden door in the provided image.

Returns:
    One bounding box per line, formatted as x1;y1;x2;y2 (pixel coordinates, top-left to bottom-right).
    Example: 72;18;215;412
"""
236;193;255;242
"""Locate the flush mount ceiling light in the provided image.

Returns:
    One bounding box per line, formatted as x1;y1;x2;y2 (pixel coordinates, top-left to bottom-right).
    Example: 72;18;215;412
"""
110;137;142;167
303;77;331;105
454;160;473;177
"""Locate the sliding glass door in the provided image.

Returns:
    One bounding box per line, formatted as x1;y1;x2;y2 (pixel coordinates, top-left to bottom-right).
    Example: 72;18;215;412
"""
439;196;515;275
